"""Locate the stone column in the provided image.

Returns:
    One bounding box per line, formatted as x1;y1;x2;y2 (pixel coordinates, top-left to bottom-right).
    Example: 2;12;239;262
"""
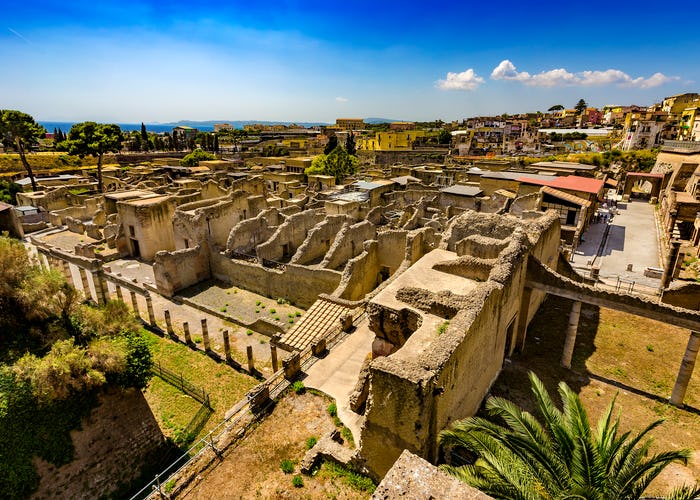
222;329;232;363
247;345;254;373
270;344;279;372
164;310;175;337
130;290;140;319
516;287;532;352
661;239;682;289
145;293;156;327
92;271;108;305
79;268;92;301
670;331;700;407
115;285;124;302
667;209;678;238
282;352;301;380
201;319;211;351
183;322;192;345
561;300;582;369
61;260;74;286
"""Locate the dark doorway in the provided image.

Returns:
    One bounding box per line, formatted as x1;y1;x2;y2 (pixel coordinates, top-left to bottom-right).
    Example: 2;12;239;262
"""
131;238;141;258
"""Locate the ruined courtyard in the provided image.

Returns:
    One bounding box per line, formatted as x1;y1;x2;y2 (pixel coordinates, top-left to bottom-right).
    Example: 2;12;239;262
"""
4;142;700;498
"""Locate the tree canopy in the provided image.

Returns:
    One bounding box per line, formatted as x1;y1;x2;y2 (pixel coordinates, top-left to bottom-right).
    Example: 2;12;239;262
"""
0;235;153;496
0;110;46;191
575;99;588;115
305;146;358;182
548;104;565;112
180;148;216;167
62;122;123;192
439;371;700;500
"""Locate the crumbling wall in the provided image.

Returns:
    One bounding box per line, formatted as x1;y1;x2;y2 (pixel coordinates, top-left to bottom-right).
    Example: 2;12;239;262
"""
32;388;165;500
377;230;408;275
226;208;281;255
256;209;326;263
291;214;348;265
211;252;341;308
321;220;376;270
358;211;561;478
510;192;541;215
154;245;210;297
335;241;381;301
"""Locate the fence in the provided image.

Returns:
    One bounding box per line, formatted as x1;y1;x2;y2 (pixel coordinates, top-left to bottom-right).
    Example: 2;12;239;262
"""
152;362;211;408
129;305;366;500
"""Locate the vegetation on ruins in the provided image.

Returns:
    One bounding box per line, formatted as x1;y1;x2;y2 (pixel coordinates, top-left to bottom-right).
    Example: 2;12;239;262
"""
0;110;46;191
305;145;358;182
180;148;216;167
0;179;22;204
0;236;152;497
521;149;658;172
60;121;123;192
439;371;700;500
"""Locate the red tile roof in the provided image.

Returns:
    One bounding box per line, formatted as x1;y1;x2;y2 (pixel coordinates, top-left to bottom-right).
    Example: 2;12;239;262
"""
517;175;604;195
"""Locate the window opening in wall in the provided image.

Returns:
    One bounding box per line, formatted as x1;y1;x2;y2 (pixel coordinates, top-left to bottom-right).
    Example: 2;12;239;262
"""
129;225;135;237
184;239;189;248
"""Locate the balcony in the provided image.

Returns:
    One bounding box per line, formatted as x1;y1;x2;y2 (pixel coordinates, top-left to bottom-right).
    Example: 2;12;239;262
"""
661;140;700;153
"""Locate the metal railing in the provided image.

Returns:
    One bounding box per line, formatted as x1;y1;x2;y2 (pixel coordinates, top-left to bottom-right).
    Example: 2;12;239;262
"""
130;306;366;500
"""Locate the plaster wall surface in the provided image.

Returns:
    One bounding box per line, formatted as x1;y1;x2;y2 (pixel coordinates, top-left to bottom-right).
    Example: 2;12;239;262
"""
291;214;348;265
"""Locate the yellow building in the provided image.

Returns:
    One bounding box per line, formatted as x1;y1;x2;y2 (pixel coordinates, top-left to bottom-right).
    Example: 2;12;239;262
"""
358;130;427;151
335;118;365;130
679;108;699;141
281;138;309;150
662;93;700;115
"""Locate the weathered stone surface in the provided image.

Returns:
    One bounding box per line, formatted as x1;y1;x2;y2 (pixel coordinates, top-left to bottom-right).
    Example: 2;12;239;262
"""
372;450;492;500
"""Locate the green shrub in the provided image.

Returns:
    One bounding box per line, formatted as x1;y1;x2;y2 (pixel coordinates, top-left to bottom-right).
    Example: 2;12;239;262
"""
295;311;301;317
256;300;261;306
292;381;305;394
255;309;260;313
437;320;450;335
274;316;280;321
246;329;253;336
327;402;337;417
220;307;227;313
270;308;276;314
341;426;355;448
277;297;288;304
292;475;304;488
280;459;294;474
305;436;317;449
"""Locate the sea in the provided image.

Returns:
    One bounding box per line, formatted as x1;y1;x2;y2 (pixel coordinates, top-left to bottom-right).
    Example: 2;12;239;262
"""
39;120;330;134
40;122;214;134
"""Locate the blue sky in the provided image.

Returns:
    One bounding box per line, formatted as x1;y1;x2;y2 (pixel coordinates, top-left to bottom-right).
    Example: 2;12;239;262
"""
2;0;698;123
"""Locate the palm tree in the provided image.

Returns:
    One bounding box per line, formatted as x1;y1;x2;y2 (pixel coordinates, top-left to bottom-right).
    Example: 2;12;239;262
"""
439;372;700;500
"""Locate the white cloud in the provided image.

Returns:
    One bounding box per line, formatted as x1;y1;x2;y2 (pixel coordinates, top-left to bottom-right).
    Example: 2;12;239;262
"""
436;68;484;91
490;60;677;88
335;96;348;102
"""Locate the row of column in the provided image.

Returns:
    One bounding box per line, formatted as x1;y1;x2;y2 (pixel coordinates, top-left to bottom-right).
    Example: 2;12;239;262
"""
40;252;285;377
558;296;699;408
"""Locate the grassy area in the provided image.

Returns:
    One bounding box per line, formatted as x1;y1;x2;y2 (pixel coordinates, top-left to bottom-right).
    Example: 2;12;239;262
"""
490;295;700;496
142;329;258;446
178;391;373;499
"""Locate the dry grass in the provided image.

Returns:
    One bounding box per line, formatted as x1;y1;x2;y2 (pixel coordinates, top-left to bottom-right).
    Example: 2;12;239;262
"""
180;392;372;499
491;295;700;496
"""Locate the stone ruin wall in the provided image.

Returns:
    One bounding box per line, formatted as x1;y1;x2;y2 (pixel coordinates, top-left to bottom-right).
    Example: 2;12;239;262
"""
31;388;165;500
256;209;326;263
226;208;281;255
211;251;342;308
154;245;210;297
290;214;349;265
321;220;376;270
358;211;561;478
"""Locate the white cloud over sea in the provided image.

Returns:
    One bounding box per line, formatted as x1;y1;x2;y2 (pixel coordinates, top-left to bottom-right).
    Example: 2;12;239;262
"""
435;68;484;91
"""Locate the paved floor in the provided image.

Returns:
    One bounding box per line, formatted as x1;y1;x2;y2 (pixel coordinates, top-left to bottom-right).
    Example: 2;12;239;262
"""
303;314;374;444
571;200;663;290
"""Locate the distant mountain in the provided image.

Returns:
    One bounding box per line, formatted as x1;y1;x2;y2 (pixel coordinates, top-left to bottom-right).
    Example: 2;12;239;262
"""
363;117;402;124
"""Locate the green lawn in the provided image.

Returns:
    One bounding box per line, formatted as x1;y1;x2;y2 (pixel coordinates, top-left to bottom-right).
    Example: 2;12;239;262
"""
142;330;258;446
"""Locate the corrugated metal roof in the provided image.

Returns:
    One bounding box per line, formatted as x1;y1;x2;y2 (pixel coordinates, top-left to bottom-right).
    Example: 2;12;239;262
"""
541;186;591;207
441;185;483;197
